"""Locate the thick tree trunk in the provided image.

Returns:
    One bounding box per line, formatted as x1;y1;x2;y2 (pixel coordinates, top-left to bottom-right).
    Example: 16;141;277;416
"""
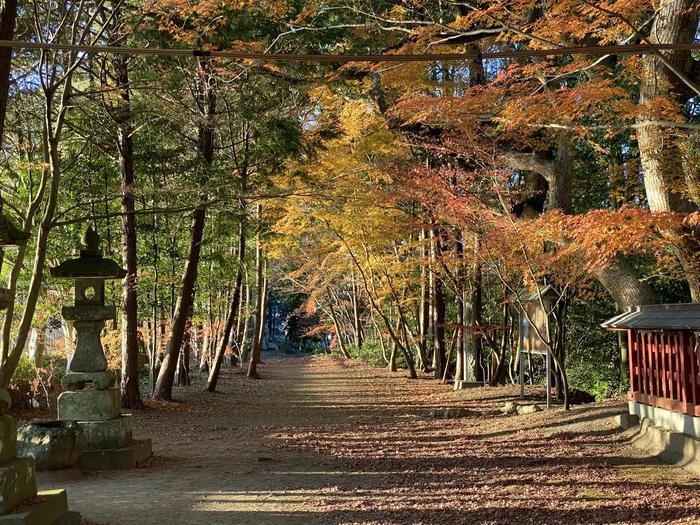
636;0;700;300
389;313;402;372
593;255;658;310
507;154;659;308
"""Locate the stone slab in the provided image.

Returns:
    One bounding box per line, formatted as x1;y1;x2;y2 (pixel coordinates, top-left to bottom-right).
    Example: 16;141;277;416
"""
80;439;152;471
0;489;80;525
81;415;132;450
17;421;83;471
0;416;17;464
61;371;116;392
58;389;120;422
0;458;37;514
614;413;640;430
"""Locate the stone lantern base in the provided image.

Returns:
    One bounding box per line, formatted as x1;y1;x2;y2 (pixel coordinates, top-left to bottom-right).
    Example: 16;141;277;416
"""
58;376;151;471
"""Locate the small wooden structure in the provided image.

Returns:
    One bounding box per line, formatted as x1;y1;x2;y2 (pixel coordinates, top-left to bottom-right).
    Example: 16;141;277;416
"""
516;285;560;407
603;304;700;436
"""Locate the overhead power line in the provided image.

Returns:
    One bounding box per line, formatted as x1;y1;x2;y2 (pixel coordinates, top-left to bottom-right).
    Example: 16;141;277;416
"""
0;40;699;62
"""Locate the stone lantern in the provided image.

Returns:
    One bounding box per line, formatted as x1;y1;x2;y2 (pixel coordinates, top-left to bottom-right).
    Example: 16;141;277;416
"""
52;227;126;388
0;198;79;523
52;227;151;470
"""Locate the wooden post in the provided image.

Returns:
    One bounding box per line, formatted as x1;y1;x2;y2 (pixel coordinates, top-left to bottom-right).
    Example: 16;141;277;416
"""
519;311;525;400
546;350;551;409
689;331;698;406
519;348;525;401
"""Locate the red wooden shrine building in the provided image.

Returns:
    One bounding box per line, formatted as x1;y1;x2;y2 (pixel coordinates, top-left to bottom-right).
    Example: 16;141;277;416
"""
603;304;700;437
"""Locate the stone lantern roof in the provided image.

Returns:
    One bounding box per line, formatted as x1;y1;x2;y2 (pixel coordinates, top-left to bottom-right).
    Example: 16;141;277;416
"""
50;228;126;280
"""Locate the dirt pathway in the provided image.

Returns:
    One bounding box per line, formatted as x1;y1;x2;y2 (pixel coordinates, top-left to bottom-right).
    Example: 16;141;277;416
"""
45;355;700;524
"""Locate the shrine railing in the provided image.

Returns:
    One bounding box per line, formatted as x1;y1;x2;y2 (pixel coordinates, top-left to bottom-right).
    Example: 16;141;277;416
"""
628;330;700;416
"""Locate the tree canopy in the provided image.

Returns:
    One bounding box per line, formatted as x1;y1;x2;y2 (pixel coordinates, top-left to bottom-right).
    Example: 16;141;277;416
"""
0;0;698;409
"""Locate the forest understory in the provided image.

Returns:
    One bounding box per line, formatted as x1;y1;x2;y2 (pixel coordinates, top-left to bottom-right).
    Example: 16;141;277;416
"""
37;354;700;525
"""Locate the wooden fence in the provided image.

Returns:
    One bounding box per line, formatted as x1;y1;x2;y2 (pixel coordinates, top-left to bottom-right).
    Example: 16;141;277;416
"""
628;330;700;416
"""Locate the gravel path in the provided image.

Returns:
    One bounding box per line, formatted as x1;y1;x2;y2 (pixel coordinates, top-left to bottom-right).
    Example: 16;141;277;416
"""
43;355;700;524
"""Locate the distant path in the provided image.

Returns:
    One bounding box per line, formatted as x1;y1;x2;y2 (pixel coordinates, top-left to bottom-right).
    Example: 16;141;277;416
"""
48;355;700;524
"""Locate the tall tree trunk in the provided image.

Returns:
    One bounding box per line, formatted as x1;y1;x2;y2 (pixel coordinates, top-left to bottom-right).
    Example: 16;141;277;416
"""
351;273;363;350
153;56;215;400
463;239;483;383
453;235;466;389
149;200;160;394
417;228;430;371
153;204;206;399
636;0;700;300
389;312;401;372
430;229;446;378
239;272;251;364
207;218;246;391
432;269;446;379
1;128;46;364
108;19;143;409
247;206;266;378
177;316;192;386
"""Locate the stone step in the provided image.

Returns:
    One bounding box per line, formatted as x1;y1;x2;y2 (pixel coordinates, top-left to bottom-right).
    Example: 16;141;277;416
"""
0;489;80;525
0;458;37;514
80;438;152;471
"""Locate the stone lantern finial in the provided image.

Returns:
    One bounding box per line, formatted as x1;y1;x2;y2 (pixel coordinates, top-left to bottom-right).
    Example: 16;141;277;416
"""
81;227;101;255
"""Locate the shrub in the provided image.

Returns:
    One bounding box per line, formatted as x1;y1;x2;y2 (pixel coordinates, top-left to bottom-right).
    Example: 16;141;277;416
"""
9;354;66;412
351;340;389;368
